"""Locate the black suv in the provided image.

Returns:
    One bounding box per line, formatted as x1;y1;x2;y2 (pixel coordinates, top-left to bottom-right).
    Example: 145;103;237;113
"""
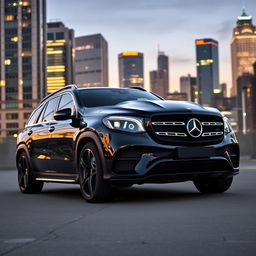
16;85;239;202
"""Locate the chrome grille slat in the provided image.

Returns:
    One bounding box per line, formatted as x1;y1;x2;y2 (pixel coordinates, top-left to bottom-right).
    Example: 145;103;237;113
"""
202;122;223;126
152;122;185;126
202;132;224;137
156;132;187;137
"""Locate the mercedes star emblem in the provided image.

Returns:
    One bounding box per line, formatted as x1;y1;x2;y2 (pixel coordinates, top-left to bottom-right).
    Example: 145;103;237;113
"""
187;118;203;138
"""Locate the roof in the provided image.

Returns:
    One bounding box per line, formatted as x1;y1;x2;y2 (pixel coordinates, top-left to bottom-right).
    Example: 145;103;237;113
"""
237;7;252;22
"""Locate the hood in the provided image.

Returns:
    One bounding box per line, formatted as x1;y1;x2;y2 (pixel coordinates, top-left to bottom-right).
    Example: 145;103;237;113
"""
83;100;221;116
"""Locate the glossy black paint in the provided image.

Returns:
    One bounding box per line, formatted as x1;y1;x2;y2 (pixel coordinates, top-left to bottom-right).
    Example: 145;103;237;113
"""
16;87;239;185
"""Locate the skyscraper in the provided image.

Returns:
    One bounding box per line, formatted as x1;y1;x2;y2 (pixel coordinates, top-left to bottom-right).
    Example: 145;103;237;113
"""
75;34;108;87
0;0;46;138
180;74;197;102
118;52;144;88
150;51;169;98
158;51;169;89
195;38;219;106
231;8;256;96
47;22;75;94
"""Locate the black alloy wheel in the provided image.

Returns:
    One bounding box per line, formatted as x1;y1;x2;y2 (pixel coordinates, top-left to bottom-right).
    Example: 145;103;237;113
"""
17;151;44;193
79;143;112;203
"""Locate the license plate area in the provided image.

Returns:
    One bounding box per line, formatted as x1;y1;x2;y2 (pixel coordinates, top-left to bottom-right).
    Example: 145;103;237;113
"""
177;147;215;159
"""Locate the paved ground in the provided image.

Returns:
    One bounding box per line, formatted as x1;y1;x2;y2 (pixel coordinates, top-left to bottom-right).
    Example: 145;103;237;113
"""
0;160;256;256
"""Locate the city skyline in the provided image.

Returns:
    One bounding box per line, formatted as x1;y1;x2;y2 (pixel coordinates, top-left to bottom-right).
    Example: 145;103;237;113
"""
48;0;256;94
0;0;47;137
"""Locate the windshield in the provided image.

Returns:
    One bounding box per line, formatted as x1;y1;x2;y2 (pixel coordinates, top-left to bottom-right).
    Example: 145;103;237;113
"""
78;88;162;108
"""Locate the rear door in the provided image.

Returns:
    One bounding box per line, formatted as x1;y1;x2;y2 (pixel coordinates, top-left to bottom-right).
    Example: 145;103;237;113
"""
25;104;44;171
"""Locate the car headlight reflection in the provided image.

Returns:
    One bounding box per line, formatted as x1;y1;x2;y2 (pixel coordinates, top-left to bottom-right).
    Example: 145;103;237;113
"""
103;116;145;133
223;116;233;134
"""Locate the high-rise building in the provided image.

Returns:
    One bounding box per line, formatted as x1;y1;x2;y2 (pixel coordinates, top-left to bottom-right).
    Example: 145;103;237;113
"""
180;74;197;102
195;38;219;106
158;51;169;92
150;70;167;98
166;92;188;101
118;52;144;88
231;8;256;96
75;34;108;87
47;22;75;94
220;83;227;98
0;0;47;138
150;51;169;98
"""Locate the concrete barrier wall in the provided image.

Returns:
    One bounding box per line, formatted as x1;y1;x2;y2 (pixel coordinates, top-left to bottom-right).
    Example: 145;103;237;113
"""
0;132;255;170
236;131;256;158
0;138;17;170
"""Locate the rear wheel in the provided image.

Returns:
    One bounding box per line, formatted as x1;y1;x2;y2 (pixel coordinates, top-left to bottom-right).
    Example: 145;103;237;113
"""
17;151;44;193
193;176;233;194
79;143;112;203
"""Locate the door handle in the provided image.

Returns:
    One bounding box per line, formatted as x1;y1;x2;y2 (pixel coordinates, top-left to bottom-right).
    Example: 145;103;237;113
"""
48;126;55;132
28;130;33;136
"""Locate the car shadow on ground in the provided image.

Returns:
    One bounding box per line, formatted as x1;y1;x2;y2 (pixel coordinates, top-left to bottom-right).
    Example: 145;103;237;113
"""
40;183;234;204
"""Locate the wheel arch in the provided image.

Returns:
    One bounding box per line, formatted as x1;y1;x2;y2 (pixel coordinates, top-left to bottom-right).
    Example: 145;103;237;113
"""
75;132;107;174
16;143;31;169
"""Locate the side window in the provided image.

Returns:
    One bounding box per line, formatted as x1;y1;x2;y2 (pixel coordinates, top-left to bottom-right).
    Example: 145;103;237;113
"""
37;103;47;124
42;96;60;122
58;94;75;115
26;104;43;126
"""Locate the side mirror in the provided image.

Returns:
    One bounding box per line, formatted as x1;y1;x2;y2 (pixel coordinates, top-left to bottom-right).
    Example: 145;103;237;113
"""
53;108;72;121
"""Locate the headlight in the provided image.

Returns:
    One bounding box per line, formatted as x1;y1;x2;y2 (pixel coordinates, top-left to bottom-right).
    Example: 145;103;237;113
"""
223;116;232;134
103;116;145;133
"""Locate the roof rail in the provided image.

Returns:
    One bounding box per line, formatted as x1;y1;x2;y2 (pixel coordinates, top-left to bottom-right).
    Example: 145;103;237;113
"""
129;86;146;91
40;84;78;104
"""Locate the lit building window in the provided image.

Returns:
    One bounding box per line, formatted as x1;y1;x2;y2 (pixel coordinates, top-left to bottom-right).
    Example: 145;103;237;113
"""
5;15;15;21
4;59;11;65
0;80;6;87
21;51;32;56
75;45;94;51
22;1;30;6
11;36;19;42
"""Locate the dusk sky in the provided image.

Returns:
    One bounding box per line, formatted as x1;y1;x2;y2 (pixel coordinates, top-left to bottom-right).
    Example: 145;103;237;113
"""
48;0;256;94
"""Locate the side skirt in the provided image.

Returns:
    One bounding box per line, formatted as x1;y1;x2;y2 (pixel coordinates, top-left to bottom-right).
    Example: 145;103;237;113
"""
35;171;79;184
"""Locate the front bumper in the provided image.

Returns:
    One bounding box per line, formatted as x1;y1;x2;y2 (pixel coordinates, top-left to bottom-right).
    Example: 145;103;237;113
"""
100;129;239;184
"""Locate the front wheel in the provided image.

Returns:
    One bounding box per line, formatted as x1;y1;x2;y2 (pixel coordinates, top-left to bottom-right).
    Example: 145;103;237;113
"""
193;176;233;194
17;151;44;193
79;143;112;203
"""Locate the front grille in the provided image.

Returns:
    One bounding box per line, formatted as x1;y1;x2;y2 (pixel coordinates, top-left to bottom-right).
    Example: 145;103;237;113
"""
150;114;224;146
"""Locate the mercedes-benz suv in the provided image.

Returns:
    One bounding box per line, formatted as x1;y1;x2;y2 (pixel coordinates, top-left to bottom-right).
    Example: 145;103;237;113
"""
16;85;239;202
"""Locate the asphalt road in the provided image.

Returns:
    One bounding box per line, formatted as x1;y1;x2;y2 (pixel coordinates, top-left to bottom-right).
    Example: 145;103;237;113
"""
0;161;256;256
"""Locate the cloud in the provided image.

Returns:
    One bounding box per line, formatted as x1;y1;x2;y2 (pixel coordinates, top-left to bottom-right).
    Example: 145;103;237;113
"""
216;20;234;39
172;57;194;64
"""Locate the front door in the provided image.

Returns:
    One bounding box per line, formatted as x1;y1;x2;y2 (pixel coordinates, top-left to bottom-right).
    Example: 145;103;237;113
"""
46;93;78;173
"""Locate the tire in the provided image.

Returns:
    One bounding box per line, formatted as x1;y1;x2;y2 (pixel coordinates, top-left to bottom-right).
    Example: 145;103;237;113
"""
79;142;112;203
193;176;233;194
17;151;44;193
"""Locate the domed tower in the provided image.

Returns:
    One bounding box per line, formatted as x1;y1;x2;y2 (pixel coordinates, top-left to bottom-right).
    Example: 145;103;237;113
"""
231;7;256;96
